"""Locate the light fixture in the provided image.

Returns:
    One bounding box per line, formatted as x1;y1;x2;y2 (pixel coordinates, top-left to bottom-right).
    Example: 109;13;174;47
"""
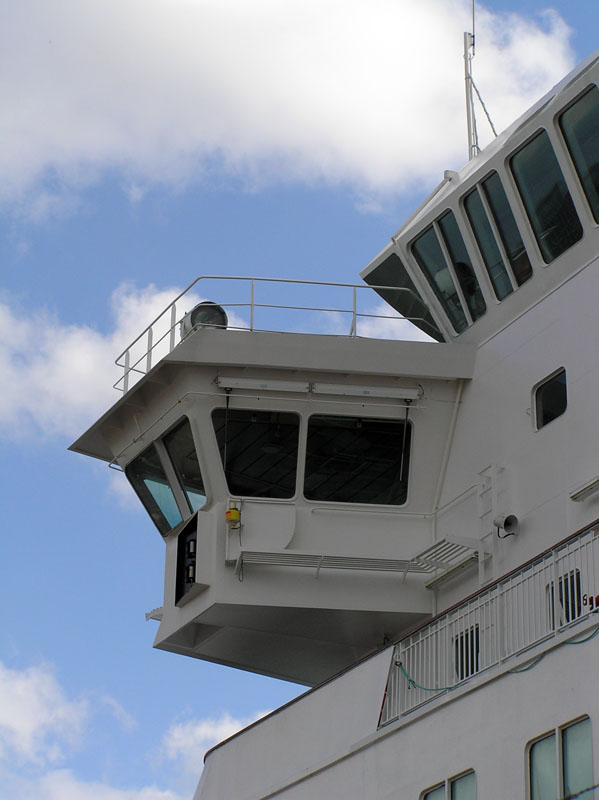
217;377;310;393
311;383;422;401
181;301;228;338
570;477;599;502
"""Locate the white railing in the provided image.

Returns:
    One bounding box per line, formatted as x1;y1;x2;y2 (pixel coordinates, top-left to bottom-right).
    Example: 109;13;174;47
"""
379;522;599;725
113;275;433;392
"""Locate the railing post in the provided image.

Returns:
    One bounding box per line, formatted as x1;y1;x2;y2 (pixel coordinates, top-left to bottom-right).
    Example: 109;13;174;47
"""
123;350;130;393
250;279;255;331
146;328;153;373
350;287;357;336
169;303;177;352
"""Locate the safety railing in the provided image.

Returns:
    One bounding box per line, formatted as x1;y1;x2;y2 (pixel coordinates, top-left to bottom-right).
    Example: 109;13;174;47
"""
379;522;599;725
113;275;434;393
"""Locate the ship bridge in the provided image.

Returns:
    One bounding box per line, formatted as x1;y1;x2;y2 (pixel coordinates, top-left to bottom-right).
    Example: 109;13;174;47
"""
71;277;475;685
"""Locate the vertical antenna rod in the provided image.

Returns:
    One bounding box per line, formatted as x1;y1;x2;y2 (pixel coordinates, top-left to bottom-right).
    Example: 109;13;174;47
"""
464;30;479;160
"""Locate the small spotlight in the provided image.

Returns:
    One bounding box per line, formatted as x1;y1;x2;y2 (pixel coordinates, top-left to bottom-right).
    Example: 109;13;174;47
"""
181;301;228;338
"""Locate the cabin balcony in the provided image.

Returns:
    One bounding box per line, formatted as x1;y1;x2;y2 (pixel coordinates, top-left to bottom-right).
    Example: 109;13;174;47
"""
379;519;599;724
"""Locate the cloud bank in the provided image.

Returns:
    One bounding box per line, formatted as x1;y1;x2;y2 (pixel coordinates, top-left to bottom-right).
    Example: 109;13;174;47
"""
2;0;574;214
0;659;264;800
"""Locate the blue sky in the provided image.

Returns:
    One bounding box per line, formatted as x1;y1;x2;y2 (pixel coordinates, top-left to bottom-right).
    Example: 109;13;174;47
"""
1;1;598;798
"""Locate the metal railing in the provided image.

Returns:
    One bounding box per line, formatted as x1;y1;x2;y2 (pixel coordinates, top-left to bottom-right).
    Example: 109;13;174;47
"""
379;522;599;725
113;275;433;392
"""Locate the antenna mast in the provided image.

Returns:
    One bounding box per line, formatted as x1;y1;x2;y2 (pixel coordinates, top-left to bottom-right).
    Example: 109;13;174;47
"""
464;1;479;161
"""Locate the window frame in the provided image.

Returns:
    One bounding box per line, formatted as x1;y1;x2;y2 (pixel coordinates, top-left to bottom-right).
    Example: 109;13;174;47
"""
533;367;567;431
527;716;593;800
421;770;477;800
303;411;413;508
558;83;599;225
125;416;206;536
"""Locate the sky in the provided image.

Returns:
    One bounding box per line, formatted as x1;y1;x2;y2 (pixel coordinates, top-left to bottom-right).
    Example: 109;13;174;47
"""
1;1;598;798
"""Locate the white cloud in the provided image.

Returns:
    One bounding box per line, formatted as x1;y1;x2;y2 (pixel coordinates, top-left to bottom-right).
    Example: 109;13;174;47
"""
0;662;87;766
162;711;270;775
0;769;183;800
2;1;574;214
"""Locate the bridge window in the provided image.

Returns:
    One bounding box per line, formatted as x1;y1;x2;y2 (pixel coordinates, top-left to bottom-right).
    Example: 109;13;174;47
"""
212;409;300;498
560;85;599;222
534;368;567;429
304;415;411;505
125;444;183;535
465;187;513;300
163;419;206;512
412;226;468;334
437;211;486;322
511;130;583;262
481;172;533;287
528;718;592;800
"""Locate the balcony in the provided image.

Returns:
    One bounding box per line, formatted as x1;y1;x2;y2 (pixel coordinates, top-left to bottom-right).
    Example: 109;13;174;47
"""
379;521;599;725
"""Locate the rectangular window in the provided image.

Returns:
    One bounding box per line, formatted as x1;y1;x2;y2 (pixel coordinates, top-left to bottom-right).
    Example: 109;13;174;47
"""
464;187;514;300
529;718;592;800
412;226;468;333
535;368;567;429
454;626;480;681
481;171;533;286
212;409;300;499
304;415;411;505
511;130;583;263
547;569;582;629
437;211;486;321
560;86;599;222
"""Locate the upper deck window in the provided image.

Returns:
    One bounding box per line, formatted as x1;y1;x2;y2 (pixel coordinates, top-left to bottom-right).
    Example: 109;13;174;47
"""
125;444;183;535
560;85;599;222
212;409;299;499
412;227;468;334
464;172;532;300
511;130;583;262
163;419;206;512
304;414;411;505
437;211;486;322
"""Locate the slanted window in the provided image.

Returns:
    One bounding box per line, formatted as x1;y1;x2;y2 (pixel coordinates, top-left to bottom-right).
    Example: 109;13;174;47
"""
422;772;476;800
412;226;468;334
529;718;592;800
212;409;300;498
304;415;411;505
465;187;514;300
125;444;183;535
560;85;599;222
163;419;206;512
481;172;533;287
511;130;583;262
535;368;567;429
437;211;486;322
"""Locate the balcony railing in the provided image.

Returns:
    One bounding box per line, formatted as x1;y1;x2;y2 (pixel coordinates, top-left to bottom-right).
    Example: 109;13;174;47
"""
379;522;599;725
113;275;432;392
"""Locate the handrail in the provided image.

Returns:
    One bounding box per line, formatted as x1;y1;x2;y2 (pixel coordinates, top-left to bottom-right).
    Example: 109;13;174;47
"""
113;275;435;393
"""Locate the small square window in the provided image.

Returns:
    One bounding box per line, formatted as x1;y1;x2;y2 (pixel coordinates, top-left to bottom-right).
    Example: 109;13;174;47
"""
535;368;567;429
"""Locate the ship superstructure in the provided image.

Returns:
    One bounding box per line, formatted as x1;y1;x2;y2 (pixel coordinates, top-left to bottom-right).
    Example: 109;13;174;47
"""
72;53;599;799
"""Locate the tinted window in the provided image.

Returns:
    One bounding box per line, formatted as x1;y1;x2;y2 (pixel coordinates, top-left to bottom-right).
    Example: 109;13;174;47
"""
438;211;486;321
562;718;593;798
464;188;513;300
163;419;206;512
511;130;582;262
560;86;599;222
481;172;532;286
212;409;299;498
535;368;567;429
304;415;411;504
125;444;183;535
412;227;468;333
530;734;557;800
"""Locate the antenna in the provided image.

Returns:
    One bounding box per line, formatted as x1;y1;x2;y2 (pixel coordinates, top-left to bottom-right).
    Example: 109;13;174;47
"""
464;1;497;161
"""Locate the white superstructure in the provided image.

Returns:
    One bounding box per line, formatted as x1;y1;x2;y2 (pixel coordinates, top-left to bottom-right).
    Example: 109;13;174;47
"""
72;52;599;799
